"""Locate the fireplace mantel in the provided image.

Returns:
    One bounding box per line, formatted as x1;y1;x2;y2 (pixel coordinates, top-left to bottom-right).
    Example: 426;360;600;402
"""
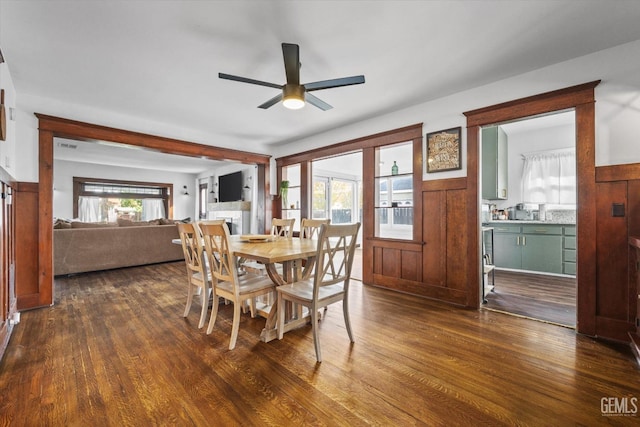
207;201;251;212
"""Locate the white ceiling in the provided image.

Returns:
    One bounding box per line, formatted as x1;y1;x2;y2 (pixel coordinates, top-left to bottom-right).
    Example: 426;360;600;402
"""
2;1;640;173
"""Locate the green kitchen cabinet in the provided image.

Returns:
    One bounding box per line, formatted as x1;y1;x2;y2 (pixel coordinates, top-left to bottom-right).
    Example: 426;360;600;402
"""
563;225;576;276
493;224;521;269
482;126;508;200
491;223;564;274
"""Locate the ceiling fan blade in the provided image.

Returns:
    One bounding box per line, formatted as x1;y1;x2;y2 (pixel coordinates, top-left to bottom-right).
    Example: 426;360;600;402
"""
306;93;333;111
304;75;365;92
258;93;283;109
219;73;282;90
282;43;300;85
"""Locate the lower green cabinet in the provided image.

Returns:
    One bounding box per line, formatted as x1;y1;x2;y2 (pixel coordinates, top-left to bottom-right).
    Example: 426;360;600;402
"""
563;226;576;275
492;223;565;275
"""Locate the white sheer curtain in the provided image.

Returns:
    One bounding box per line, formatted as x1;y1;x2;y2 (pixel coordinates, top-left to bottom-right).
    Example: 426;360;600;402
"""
141;199;165;221
78;196;102;222
521;149;576;204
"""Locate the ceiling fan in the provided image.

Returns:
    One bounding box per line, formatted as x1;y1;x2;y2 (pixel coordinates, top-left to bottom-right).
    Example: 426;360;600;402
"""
219;43;365;111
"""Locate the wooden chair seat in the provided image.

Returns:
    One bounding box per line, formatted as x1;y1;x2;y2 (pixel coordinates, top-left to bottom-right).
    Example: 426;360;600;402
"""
276;279;345;303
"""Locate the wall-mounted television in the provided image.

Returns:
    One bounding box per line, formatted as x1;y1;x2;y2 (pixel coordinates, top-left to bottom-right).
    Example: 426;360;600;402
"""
218;171;243;202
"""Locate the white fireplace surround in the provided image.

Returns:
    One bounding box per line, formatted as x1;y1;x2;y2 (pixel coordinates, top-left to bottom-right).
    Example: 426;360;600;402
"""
206;201;251;235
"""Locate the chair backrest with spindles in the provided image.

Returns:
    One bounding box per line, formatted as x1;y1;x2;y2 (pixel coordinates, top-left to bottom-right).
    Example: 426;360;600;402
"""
300;218;330;240
177;223;206;278
271;218;295;239
313;223;361;298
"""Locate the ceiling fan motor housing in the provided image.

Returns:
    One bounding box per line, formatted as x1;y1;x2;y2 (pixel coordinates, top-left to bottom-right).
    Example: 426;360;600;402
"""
283;84;305;109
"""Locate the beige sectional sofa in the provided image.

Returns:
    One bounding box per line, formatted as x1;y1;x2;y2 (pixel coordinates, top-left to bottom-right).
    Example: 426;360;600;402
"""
54;222;184;276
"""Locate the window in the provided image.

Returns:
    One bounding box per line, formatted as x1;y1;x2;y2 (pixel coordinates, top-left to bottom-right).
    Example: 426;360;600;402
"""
73;177;172;222
374;142;413;240
521;148;575;206
199;182;208;219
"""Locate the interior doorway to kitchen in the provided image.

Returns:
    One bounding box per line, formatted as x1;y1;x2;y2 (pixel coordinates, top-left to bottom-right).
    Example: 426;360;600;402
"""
480;111;577;328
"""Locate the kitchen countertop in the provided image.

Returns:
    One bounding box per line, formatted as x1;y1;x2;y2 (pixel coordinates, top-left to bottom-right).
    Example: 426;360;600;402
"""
484;220;576;225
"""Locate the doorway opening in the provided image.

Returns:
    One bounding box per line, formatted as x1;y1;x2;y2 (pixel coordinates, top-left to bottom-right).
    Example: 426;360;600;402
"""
312;152;363;280
480;111;577;327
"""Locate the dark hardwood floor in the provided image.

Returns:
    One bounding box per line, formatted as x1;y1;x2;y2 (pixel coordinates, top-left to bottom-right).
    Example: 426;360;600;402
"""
484;270;576;327
0;262;638;426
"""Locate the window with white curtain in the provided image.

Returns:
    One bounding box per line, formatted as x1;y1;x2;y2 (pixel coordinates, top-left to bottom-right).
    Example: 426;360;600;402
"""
78;196;104;222
141;199;166;221
73;177;172;221
521;148;575;206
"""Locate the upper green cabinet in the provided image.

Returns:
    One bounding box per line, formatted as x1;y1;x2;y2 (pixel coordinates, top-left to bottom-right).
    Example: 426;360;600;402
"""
482;126;508;200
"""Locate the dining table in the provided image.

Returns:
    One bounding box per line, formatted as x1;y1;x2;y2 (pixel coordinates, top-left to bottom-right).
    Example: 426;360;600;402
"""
231;235;318;342
174;234;319;342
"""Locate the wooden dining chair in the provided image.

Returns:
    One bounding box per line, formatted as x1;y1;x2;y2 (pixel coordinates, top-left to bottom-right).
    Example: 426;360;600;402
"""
177;222;211;329
271;218;295;239
199;221;276;350
300;218;330;240
276;222;361;362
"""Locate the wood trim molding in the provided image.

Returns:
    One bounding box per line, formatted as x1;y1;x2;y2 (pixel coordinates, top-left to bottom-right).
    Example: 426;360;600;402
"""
33;115;272;310
421;177;467;192
596;163;640;182
36;114;271;165
463;81;601;127
276;123;423;167
464;81;599;333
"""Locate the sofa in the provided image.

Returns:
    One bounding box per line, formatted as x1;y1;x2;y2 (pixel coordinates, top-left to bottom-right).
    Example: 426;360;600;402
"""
54;221;184;276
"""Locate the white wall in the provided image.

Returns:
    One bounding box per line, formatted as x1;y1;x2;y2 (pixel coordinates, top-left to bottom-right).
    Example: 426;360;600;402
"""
53;159;197;220
0;61;17;179
12;39;640;186
270;39;640;176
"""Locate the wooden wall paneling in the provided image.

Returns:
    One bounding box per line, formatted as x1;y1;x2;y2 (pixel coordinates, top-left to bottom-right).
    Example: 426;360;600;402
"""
381;248;401;278
446;189;468;293
15;182;39;310
373;247;383;276
422;190;446;286
628;180;640;331
596;163;640;183
626;179;640;237
595;181;629;320
401;250;420;282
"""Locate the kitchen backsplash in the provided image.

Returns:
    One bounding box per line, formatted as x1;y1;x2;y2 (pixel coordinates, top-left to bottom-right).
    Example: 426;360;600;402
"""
545;209;576;223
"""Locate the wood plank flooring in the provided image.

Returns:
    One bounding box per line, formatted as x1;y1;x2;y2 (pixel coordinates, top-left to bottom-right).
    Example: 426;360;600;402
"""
484;270;576;327
1;262;638;426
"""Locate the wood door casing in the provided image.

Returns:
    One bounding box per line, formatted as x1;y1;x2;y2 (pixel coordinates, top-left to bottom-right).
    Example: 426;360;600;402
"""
465;81;600;335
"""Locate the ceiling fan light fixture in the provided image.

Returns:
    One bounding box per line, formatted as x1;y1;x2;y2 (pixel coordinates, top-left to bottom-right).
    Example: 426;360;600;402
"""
282;84;305;109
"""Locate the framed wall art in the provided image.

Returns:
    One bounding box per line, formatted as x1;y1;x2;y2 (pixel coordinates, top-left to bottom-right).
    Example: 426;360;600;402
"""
426;127;461;173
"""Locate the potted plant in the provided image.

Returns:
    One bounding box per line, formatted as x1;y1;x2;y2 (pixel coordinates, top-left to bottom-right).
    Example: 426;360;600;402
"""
279;180;289;207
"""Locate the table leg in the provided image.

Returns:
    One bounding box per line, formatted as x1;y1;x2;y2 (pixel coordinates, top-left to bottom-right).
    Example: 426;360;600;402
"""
260;259;313;342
